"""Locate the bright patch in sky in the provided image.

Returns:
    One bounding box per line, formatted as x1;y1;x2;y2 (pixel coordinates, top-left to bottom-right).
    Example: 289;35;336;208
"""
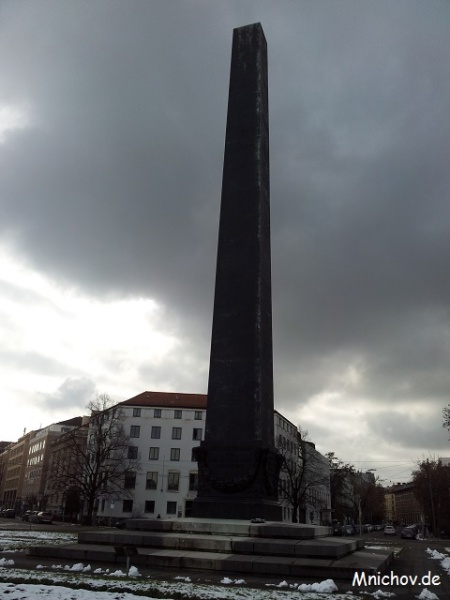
0;103;31;143
0;246;178;439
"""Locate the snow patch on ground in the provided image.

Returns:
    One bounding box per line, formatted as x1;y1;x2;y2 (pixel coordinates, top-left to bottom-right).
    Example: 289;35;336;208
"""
427;547;450;576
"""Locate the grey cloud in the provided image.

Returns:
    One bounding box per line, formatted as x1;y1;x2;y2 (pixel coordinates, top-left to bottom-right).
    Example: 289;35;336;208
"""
37;377;97;412
1;1;450;468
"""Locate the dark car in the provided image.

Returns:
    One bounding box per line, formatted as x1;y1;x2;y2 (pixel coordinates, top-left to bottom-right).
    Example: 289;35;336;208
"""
115;519;127;529
344;524;356;536
35;511;53;524
1;509;15;518
401;526;417;539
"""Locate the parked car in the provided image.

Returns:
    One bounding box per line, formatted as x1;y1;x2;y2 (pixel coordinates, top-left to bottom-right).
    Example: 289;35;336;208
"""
365;524;373;532
35;511;53;524
401;526;416;539
0;509;15;518
384;525;396;535
22;510;39;522
344;524;356;536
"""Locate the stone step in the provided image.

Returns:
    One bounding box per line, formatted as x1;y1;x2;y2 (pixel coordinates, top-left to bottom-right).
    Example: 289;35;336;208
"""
27;542;393;579
77;530;363;559
125;518;332;539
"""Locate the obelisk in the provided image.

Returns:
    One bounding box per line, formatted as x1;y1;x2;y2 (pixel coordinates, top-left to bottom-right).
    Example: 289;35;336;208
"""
193;23;282;521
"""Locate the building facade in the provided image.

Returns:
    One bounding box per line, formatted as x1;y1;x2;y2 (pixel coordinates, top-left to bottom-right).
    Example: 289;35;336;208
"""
93;394;330;524
0;431;36;511
95;392;206;522
22;417;84;512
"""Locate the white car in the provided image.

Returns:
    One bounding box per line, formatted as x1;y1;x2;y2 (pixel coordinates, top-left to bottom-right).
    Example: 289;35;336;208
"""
384;525;396;535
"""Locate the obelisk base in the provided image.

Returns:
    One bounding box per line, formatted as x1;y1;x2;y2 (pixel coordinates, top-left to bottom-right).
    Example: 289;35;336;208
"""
192;496;282;521
192;442;283;521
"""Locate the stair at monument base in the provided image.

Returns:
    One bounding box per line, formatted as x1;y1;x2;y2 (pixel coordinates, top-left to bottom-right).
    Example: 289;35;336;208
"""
26;519;394;579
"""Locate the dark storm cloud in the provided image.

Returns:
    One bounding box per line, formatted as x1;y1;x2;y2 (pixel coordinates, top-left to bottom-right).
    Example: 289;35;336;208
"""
1;1;450;462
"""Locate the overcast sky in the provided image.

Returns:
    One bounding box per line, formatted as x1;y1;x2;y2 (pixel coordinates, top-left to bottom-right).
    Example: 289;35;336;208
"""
1;1;449;483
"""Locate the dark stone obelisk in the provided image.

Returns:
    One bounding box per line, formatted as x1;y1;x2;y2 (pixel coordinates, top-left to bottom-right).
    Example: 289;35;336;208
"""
193;23;282;521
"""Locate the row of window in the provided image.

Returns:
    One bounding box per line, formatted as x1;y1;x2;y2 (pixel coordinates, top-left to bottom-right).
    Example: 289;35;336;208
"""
276;415;296;435
124;471;198;492
132;408;203;420
128;446;199;462
121;499;179;515
130;426;203;440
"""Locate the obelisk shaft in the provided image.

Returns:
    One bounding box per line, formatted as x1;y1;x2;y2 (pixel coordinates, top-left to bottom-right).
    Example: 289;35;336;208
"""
207;23;273;445
193;23;282;520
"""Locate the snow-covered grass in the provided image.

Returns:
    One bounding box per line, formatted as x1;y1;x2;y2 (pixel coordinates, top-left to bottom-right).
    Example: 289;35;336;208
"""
0;529;77;552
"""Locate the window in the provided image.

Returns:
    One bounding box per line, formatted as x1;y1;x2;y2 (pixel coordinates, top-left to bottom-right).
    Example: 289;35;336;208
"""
128;446;138;459
189;472;198;491
145;500;155;513
154;409;161;418
146;471;158;490
191;448;197;462
151;426;161;439
194;411;202;420
133;408;141;417
124;471;136;489
193;428;203;441
172;427;182;440
167;471;180;491
130;425;140;438
166;501;177;515
170;448;180;461
123;499;133;512
149;447;159;460
174;410;182;419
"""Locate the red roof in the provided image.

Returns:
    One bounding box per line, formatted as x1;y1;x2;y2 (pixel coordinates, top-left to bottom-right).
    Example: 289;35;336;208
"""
120;391;207;410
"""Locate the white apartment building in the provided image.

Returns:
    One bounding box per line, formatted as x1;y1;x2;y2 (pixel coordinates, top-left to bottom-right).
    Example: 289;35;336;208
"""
95;392;329;524
302;442;331;525
274;410;299;522
96;392;206;521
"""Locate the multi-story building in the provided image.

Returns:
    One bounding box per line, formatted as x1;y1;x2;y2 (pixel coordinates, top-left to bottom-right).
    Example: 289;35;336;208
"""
95;392;206;522
275;410;300;522
22;417;83;512
302;441;331;525
390;482;423;526
44;416;90;517
0;430;36;511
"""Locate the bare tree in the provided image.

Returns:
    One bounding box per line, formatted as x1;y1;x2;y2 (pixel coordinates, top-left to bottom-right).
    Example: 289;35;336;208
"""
413;458;450;536
278;430;330;524
326;452;355;524
443;404;450;438
47;394;140;524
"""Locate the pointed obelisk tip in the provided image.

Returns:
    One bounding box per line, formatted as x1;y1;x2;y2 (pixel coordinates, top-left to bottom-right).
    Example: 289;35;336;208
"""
234;22;265;34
